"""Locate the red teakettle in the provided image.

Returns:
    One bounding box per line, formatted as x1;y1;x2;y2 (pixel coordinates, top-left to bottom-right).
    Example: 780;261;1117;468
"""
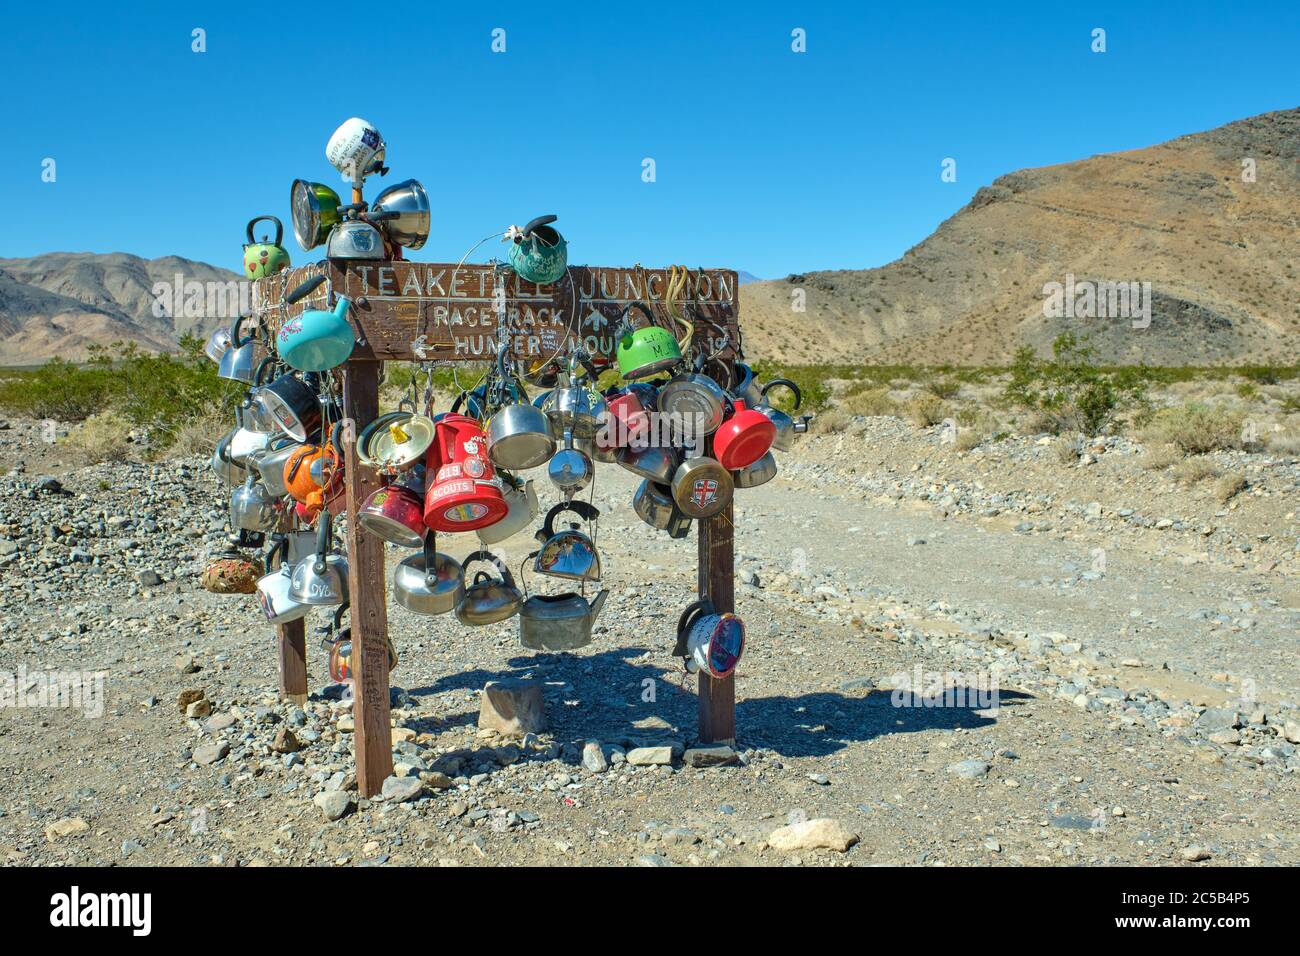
423;414;509;532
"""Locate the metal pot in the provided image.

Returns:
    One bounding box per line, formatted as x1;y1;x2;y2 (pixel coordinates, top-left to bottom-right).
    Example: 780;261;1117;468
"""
487;402;555;471
616;443;682;484
633;480;693;538
256;539;312;624
218;316;259;383
673;598;745;679
243;215;290;280
357;480;426;548
732;451;777;489
547;440;593;497
289;512;349;606
230;476;278;531
657;362;728;438
533;501;601;582
364;412;436;471
228;420;271;466
255;372;322;443
392;532;463;616
324;607;399;684
211;430;248;487
541;358;605;439
519;575;608;651
733;362;762;407
477;477;539;546
204;325;232;364
455;551;523;626
671;456;733;519
756;379;807;452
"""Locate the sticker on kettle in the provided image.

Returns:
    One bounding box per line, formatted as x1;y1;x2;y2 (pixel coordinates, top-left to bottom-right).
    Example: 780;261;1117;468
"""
691;478;719;509
462;437;483;457
443;502;489;523
463;457;485;479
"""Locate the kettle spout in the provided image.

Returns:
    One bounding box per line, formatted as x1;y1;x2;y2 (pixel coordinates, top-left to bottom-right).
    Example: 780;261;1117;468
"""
333;296;352;320
589;589;609;621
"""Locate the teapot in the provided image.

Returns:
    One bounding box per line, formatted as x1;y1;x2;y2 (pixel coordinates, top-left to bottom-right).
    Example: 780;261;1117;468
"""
519;558;608;651
454;551;523;626
533;500;601;582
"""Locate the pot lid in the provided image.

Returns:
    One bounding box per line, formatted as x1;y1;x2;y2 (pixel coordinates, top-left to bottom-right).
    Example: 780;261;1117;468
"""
366;413;435;468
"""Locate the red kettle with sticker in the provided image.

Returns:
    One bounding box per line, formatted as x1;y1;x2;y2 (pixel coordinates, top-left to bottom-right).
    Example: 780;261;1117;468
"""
423;413;509;532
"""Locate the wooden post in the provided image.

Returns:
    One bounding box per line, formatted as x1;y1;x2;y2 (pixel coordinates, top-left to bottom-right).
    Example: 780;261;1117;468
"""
696;441;736;745
274;514;308;707
341;359;393;796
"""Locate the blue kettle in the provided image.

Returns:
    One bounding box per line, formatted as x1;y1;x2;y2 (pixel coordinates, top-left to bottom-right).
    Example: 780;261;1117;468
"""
278;296;355;372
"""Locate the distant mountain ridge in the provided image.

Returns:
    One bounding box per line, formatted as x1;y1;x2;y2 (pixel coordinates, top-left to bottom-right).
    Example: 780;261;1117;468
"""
739;107;1300;365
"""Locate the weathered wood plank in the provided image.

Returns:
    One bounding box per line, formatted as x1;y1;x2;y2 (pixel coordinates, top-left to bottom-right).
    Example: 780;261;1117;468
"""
340;360;393;796
697;424;737;745
254;262;739;364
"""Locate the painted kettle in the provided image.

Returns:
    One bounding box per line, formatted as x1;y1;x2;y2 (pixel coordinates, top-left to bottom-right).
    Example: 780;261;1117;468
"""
615;300;682;380
243;215;290;280
507;214;567;285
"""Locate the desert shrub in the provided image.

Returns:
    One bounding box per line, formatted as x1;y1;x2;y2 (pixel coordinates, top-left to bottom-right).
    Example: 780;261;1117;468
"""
904;392;949;427
921;376;961;400
1003;332;1147;436
1139;403;1244;454
842;386;898;417
1140;444;1182;470
1171;456;1222;485
1214;473;1248;502
0;359;116;420
61;411;136;464
1051;432;1083;464
1239;364;1282;385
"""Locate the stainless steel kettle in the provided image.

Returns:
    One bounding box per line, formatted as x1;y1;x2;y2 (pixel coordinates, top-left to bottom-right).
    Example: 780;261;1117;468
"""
533;500;601;582
288;512;349;606
519;560;608;652
454;550;523;626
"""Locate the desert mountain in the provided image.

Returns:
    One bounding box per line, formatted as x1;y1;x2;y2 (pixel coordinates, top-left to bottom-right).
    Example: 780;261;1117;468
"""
0;253;242;366
740;107;1299;366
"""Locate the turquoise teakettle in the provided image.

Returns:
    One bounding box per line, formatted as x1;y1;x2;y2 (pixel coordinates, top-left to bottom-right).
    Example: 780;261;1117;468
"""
508;214;567;285
278;296;355;372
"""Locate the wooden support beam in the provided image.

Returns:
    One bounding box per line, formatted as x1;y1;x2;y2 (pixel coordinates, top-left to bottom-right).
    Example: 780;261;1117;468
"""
341;359;393;797
697;437;736;745
274;514;308;707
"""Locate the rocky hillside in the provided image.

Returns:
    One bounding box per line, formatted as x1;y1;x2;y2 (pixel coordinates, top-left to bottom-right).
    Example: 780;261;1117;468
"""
741;108;1300;366
0;253;241;366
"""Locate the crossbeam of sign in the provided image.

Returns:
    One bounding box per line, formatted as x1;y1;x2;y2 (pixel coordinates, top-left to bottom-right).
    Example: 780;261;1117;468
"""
254;262;740;363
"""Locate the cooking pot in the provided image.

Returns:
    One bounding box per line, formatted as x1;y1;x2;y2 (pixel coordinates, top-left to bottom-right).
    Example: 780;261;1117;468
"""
290;179;342;250
211;430;249;487
356;411;412;467
218;316;259;383
250;437;301;498
615;301;682;380
547;441;593;497
204;325;232;364
255;372;322;443
756;379;806;452
278;295;355;372
357;478;426;548
392;531;463;616
713;399;777;470
732;450;777;489
657;359;728;439
365;412;436;471
289;512;349;606
256;538;313;625
671;455;733;519
575;433;617;465
326;219;385;260
615;443;682;484
487;402;555;470
519;559;608;651
533;500;601;582
508;214;567;285
673;598;745;679
324;609;399;684
477;476;538;546
455;551;523;626
371;179;431;250
633;480;693;538
230;475;279;531
243;215;290;280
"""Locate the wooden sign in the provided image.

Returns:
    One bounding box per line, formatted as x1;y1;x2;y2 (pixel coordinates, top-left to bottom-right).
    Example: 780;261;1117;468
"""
254;262;740;364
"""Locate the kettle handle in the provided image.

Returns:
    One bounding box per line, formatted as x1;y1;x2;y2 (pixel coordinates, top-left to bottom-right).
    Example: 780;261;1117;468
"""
246;215;284;248
230;313;255;348
286;274;326;305
313;510;332;575
264;534;288;574
520;214;558;238
540;499;600;540
422;530;438;587
461;549;514;588
617;300;658;338
761;378;803;410
673;597;715;657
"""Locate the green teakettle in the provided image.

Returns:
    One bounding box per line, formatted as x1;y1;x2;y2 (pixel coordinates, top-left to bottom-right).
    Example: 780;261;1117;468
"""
509;214;567;285
243;216;290;280
278;296;355;372
616;300;682;380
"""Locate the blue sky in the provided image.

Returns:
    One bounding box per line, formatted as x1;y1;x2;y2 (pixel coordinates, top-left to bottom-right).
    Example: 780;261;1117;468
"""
3;1;1296;278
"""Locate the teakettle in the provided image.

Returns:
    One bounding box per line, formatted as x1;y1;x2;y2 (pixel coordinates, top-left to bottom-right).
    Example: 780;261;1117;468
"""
423;414;508;532
454;551;523;626
288;512;349;606
519;564;608;651
507;214;567;285
615;301;681;380
278;296;355;372
674;597;745;679
392;531;463;616
243;216;290;280
533;500;601;582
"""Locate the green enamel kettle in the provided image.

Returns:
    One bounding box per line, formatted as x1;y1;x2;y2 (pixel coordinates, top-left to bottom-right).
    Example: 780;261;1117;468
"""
616;301;682;380
243;216;290;280
508;214;567;285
